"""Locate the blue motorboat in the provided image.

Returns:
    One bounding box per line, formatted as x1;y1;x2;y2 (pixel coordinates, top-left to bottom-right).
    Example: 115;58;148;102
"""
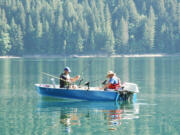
35;82;139;102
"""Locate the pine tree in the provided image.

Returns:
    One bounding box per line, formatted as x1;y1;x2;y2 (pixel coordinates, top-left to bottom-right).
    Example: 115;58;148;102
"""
155;0;166;16
90;32;95;52
24;0;31;13
41;20;54;54
9;18;23;55
56;4;64;31
35;20;43;53
0;9;9;31
143;6;156;51
104;31;115;55
16;2;26;31
116;17;129;52
64;1;76;20
97;0;105;32
178;3;180;33
27;15;35;36
128;0;140;24
76;33;84;53
24;15;35;54
142;2;147;14
41;20;49;54
158;23;168;51
17;25;24;52
0;32;11;55
0;9;11;55
104;4;115;55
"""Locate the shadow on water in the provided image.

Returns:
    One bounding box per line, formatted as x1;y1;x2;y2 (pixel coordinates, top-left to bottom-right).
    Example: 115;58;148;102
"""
37;96;139;112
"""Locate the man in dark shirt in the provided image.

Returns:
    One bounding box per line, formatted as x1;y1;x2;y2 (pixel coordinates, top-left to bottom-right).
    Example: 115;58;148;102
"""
60;67;80;88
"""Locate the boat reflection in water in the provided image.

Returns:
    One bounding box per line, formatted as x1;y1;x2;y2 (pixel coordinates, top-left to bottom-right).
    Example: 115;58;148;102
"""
105;102;139;130
37;97;140;132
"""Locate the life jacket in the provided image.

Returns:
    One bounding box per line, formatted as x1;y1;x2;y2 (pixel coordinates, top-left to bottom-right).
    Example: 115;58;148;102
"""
108;77;121;90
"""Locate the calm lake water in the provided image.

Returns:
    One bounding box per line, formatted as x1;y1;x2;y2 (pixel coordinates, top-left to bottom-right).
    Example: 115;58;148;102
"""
0;56;180;135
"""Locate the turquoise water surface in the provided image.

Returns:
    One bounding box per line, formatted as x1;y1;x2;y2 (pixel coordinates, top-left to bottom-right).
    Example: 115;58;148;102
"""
0;57;180;135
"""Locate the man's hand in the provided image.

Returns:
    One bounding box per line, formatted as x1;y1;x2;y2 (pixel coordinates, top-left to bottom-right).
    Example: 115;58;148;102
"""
75;75;80;80
71;75;80;82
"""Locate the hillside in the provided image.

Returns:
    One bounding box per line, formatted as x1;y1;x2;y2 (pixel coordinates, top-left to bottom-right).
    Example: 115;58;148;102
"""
0;0;179;56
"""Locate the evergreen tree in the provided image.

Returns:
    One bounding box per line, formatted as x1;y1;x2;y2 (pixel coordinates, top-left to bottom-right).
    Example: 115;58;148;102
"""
42;20;54;54
16;2;26;31
64;1;76;20
104;31;115;55
0;9;9;31
56;4;64;31
24;15;35;54
128;0;140;24
97;0;105;32
142;2;147;15
143;6;156;51
155;0;166;17
90;32;95;51
104;4;115;54
116;17;129;52
35;20;43;53
24;0;31;13
0;32;11;55
9;18;23;55
178;3;180;33
76;32;84;53
0;9;11;55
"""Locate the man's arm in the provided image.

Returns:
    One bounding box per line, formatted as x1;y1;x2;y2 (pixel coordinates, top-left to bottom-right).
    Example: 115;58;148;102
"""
70;75;80;82
103;82;111;89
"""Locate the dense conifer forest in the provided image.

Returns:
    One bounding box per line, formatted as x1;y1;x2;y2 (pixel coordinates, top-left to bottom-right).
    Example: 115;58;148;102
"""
0;0;179;56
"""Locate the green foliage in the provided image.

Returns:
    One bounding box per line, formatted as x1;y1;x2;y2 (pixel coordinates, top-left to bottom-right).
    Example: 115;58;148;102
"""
143;7;156;51
76;33;84;53
0;32;11;55
9;18;23;55
0;0;179;55
115;17;129;53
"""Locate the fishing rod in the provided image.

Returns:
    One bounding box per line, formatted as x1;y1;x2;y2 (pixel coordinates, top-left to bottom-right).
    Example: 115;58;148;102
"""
80;60;93;76
41;72;67;82
41;72;82;87
42;72;84;84
78;60;93;86
78;78;84;86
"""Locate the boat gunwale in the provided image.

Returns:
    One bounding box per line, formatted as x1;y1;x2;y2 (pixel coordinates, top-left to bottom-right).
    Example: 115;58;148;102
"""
35;83;118;93
35;84;138;94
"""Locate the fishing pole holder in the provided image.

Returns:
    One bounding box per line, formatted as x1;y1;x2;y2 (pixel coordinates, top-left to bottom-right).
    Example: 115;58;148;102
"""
102;80;107;85
78;79;84;87
84;82;90;90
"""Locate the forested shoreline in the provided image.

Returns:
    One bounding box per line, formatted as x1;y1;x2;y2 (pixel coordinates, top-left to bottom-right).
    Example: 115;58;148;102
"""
0;0;179;56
